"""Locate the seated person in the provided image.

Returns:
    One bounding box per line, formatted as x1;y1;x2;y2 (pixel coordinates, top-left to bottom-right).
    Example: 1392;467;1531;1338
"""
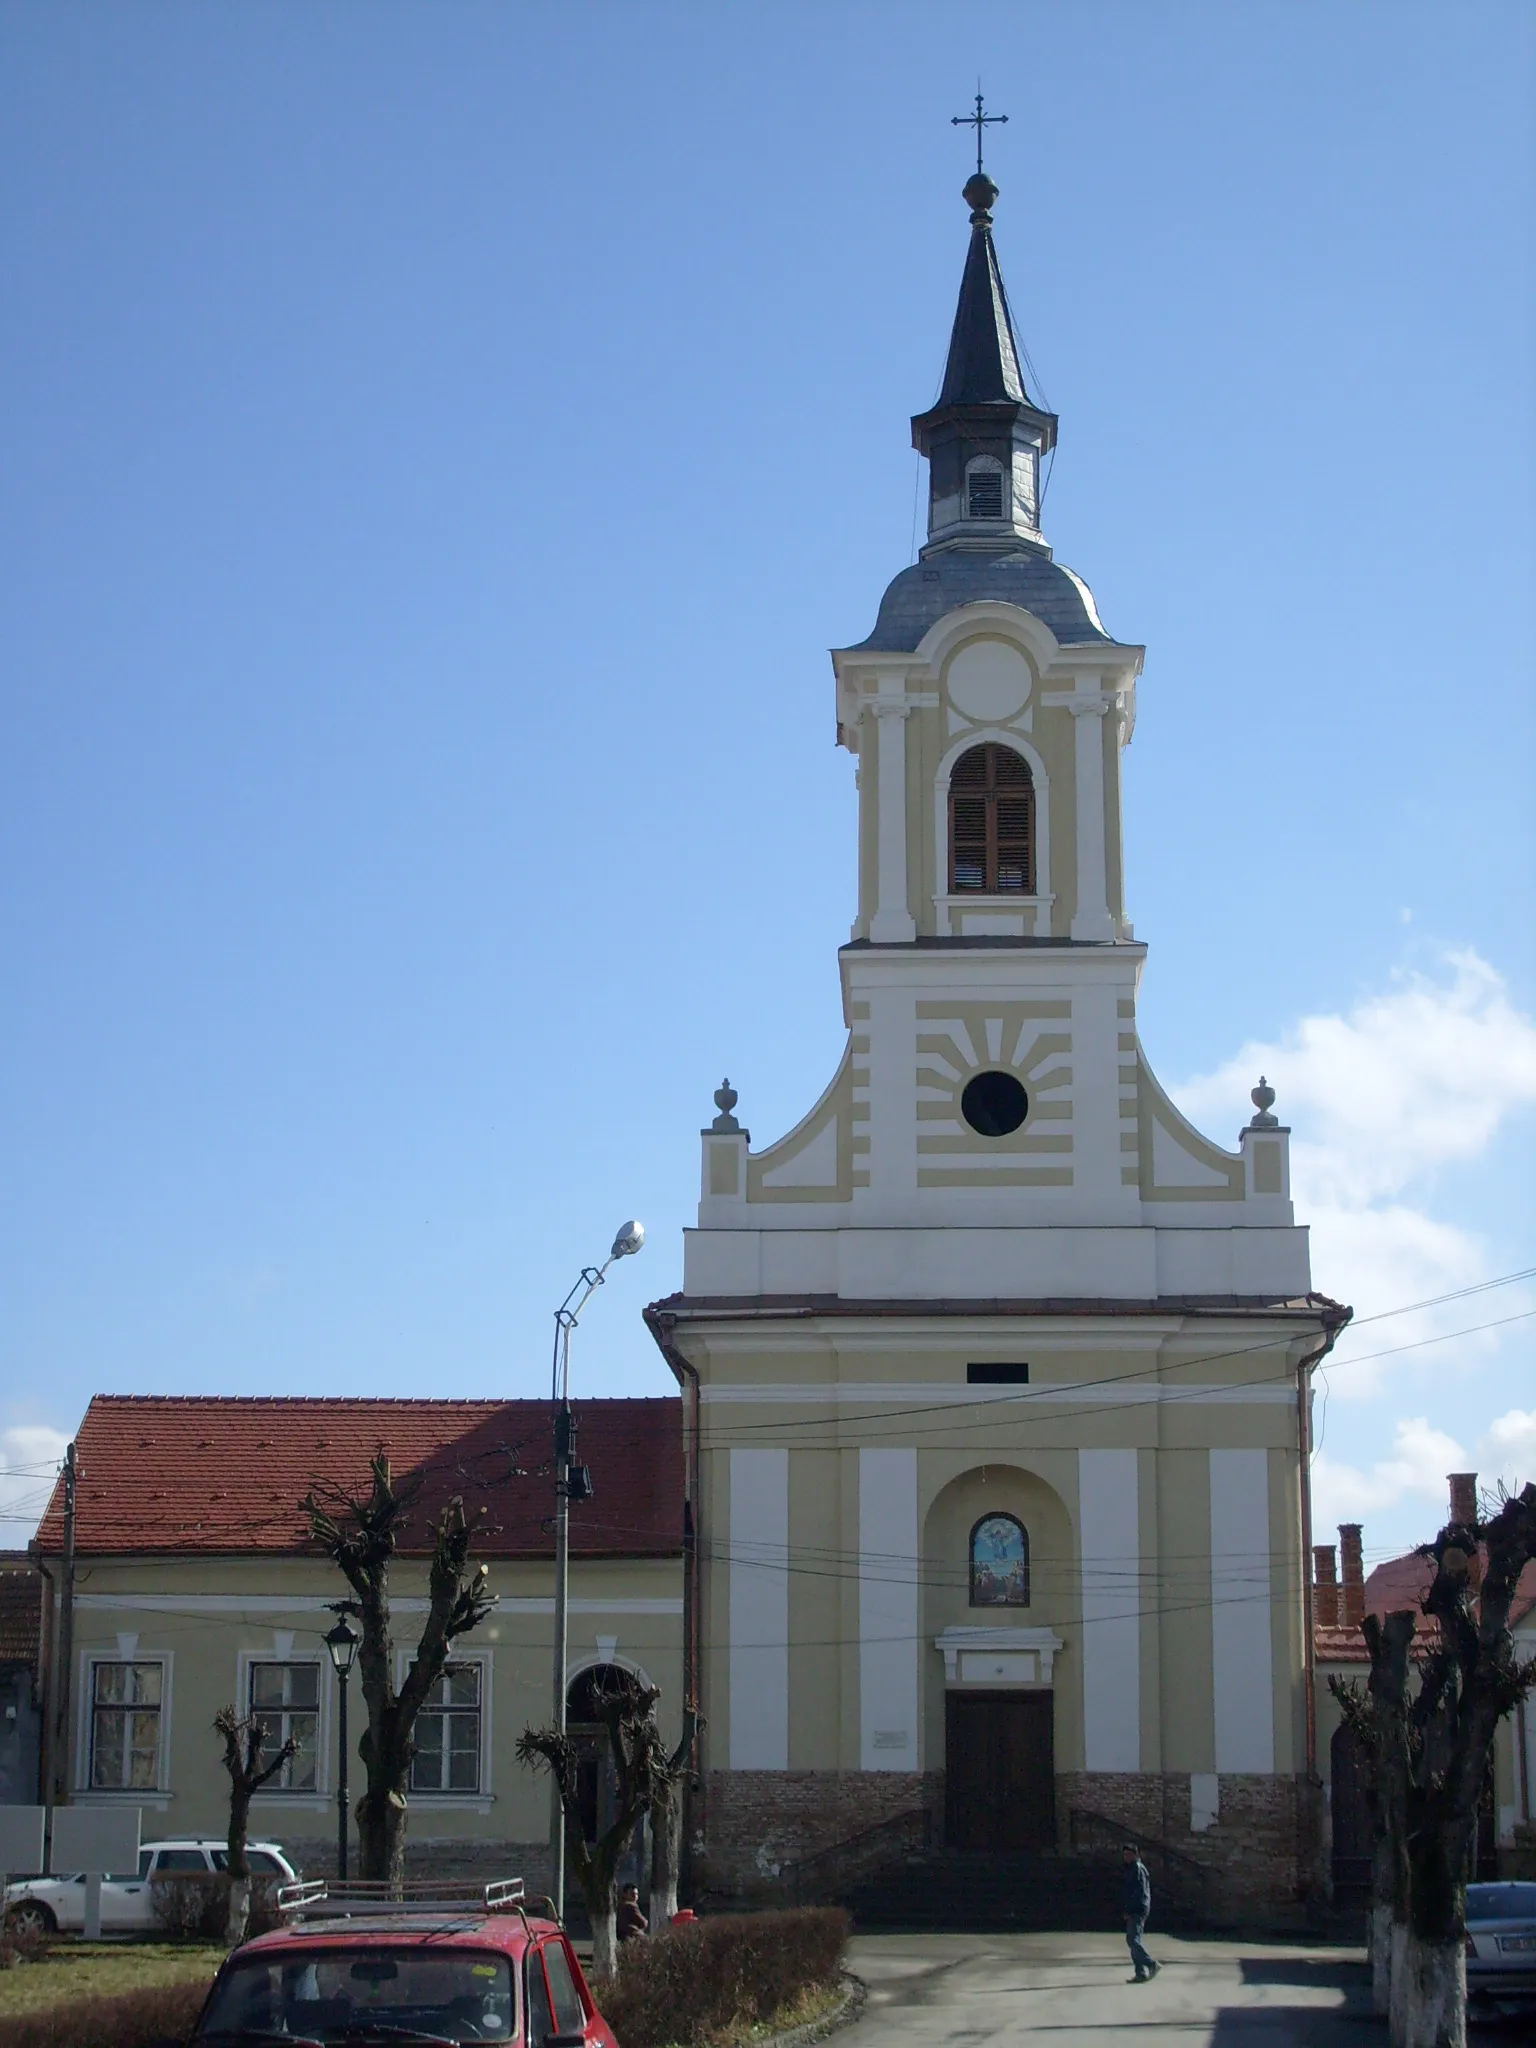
616;1883;648;1943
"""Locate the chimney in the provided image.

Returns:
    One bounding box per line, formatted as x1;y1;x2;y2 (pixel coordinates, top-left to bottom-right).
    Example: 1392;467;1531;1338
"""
1447;1473;1483;1591
1340;1523;1365;1628
1313;1543;1340;1628
1448;1473;1478;1528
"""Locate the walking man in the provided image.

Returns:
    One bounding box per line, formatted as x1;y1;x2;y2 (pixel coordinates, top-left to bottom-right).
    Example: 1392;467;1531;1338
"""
1121;1842;1159;1982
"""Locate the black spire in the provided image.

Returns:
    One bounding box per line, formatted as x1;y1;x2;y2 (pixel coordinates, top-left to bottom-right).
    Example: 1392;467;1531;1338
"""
936;173;1027;407
912;174;1057;554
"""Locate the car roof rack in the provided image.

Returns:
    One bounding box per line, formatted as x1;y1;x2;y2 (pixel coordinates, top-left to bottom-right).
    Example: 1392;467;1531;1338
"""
274;1877;556;1924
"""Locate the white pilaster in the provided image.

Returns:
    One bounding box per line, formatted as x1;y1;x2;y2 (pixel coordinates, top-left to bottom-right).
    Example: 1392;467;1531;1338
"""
859;1448;920;1769
729;1448;789;1770
1210;1448;1275;1773
1079;1448;1140;1770
1068;690;1115;942
870;684;916;944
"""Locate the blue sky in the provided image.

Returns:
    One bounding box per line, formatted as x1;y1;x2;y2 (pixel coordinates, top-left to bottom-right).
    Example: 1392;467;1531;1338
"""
2;2;1532;1561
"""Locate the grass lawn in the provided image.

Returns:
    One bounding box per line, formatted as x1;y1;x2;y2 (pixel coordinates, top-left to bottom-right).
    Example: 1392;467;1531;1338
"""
708;1978;849;2048
0;1940;223;2020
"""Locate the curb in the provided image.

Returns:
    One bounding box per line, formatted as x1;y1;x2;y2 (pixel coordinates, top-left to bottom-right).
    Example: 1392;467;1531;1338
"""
760;1972;866;2048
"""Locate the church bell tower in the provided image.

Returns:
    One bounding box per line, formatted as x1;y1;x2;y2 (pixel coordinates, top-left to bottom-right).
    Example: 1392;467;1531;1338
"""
647;154;1344;1918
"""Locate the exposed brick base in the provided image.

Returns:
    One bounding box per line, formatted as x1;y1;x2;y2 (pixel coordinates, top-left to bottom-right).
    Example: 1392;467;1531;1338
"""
1057;1771;1305;1921
698;1771;942;1898
702;1769;1308;1923
281;1837;554;1894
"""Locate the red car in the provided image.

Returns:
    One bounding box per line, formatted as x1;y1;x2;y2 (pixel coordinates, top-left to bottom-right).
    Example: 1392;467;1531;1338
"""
192;1881;618;2048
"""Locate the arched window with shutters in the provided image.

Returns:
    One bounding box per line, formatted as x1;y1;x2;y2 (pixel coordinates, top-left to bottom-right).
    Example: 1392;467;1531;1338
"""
949;743;1035;893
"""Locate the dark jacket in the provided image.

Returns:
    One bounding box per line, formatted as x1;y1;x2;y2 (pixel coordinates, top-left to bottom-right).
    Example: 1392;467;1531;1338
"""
1121;1858;1152;1918
617;1899;648;1942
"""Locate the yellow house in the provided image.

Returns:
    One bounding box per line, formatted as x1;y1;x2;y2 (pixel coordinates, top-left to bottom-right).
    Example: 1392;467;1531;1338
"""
31;1395;684;1888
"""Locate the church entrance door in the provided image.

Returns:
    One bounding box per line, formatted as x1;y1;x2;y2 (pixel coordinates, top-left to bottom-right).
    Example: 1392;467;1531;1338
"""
944;1690;1055;1851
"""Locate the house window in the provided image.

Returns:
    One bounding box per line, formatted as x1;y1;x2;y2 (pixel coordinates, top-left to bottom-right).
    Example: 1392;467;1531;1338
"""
249;1662;319;1791
970;1513;1030;1608
410;1664;482;1792
89;1661;163;1789
949;743;1035;893
967;465;1004;519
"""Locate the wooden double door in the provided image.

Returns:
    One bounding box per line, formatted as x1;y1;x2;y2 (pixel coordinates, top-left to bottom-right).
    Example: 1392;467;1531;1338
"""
945;1690;1056;1851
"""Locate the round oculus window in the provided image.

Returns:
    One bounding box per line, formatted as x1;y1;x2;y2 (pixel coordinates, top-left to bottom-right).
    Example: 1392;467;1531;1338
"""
961;1070;1029;1137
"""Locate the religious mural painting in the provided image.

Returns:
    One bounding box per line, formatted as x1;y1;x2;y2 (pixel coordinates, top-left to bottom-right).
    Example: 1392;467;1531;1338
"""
969;1512;1029;1607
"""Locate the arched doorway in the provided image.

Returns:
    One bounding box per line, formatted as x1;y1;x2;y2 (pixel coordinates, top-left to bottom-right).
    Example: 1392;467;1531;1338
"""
923;1465;1072;1854
1329;1721;1372;1906
565;1664;648;1890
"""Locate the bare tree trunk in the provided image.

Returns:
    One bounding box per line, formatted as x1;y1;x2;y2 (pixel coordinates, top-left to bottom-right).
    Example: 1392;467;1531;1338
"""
1369;1901;1393;2017
357;1785;409;1895
591;1895;619;1981
215;1707;294;1946
650;1780;680;1924
226;1875;251;1947
224;1773;254;1944
519;1671;673;1983
1367;1610;1415;2019
1334;1489;1536;2048
303;1457;494;1893
1392;1929;1465;2048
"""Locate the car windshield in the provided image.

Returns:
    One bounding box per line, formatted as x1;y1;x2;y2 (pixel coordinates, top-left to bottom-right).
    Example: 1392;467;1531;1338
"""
199;1946;515;2043
1467;1883;1536;1923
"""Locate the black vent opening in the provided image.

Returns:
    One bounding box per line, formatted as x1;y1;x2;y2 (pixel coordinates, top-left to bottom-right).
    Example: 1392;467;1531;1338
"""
967;469;1004;519
967;1363;1030;1384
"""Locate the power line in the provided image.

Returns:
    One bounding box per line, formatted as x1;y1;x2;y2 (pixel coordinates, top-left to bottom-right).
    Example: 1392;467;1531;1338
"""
689;1300;1536;1454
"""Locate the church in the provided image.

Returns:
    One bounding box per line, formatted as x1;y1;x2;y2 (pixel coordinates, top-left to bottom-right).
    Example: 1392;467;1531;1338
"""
643;160;1349;1916
23;159;1376;1926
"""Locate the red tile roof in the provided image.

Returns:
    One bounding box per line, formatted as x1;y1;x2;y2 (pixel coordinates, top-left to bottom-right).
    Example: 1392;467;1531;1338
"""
32;1397;682;1560
1315;1552;1536;1663
0;1566;42;1665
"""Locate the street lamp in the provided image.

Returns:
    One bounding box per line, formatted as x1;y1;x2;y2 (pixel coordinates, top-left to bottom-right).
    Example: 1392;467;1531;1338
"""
324;1609;360;1883
550;1220;645;1919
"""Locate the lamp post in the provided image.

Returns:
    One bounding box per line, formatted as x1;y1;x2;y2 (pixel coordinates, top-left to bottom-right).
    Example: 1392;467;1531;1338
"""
324;1610;360;1883
550;1219;645;1921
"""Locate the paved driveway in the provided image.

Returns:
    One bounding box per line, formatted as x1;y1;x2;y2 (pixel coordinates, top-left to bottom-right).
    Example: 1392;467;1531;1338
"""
843;1931;1383;2046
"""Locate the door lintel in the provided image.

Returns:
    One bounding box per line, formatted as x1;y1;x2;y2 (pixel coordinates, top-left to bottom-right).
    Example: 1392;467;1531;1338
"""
935;1624;1064;1685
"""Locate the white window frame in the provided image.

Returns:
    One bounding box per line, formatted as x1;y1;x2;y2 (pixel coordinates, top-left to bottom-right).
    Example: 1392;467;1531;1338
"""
239;1652;327;1800
932;726;1052;936
394;1648;494;1811
231;1648;333;1808
77;1651;173;1798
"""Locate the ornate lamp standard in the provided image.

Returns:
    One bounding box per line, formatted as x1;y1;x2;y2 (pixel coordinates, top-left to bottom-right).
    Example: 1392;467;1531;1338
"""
324;1610;360;1882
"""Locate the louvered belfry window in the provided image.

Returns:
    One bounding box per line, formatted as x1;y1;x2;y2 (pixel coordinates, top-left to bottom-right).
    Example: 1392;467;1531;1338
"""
949;743;1035;893
967;468;1004;519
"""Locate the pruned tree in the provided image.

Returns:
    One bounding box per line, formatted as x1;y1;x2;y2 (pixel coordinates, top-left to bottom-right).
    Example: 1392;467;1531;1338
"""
214;1705;297;1943
1331;1482;1536;2048
303;1451;495;1890
517;1669;666;1979
1332;1610;1413;2015
644;1703;701;1924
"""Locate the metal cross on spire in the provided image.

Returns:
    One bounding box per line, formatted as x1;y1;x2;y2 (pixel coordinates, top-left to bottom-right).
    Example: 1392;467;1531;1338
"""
952;87;1007;175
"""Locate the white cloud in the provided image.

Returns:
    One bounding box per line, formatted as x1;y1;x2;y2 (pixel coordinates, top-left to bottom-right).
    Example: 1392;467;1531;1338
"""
1177;949;1536;1397
1313;1416;1468;1533
1179;950;1536;1209
0;1425;70;1541
1171;949;1536;1552
1478;1409;1536;1500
